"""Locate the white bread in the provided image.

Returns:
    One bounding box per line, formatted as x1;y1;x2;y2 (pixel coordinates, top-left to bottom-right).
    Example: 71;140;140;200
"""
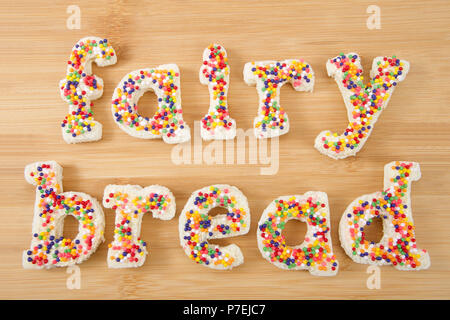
23;161;105;269
339;161;430;270
111;64;191;144
199;44;236;141
60;36;117;144
103;184;175;268
256;192;338;276
315;53;410;159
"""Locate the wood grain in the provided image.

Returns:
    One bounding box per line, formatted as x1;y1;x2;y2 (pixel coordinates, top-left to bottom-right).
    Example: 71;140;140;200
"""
0;0;449;299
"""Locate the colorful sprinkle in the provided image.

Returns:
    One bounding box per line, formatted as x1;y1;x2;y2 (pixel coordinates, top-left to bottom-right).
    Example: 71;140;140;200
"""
103;185;175;267
341;161;430;270
60;37;116;143
111;64;190;144
244;59;314;138
257;193;338;275
179;185;250;269
23;161;104;268
200;44;236;140
316;53;409;159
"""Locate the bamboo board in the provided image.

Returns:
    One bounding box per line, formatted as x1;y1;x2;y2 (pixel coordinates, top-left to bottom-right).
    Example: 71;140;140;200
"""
0;0;449;299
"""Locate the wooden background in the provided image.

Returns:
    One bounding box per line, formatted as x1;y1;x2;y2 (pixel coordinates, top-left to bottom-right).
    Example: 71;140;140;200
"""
0;0;449;300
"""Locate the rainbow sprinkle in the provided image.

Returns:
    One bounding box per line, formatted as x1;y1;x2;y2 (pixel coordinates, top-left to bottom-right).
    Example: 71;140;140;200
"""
180;185;249;269
245;59;314;138
316;53;409;158
342;161;429;269
111;65;190;143
103;186;175;267
24;162;104;268
200;44;236;139
257;194;338;275
60;37;116;143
